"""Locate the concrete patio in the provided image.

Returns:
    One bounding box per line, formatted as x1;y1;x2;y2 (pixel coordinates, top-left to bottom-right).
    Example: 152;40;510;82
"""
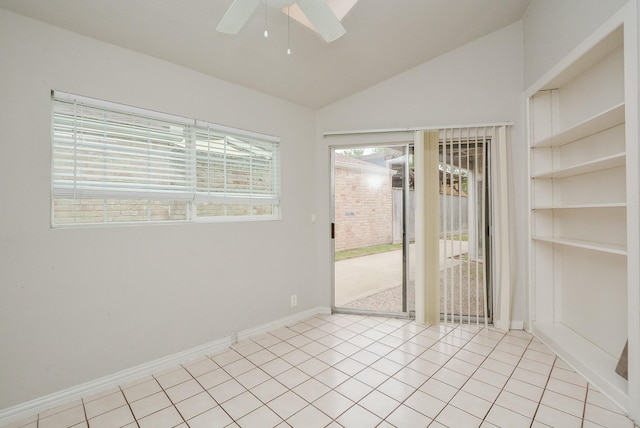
334;240;469;307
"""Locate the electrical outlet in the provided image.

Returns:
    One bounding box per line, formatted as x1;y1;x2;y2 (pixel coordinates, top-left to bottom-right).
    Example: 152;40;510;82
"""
290;294;298;307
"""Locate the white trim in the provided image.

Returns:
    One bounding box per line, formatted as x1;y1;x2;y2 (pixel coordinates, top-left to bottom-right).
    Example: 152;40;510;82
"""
52;90;194;125
532;321;628;411
0;306;331;426
495;126;512;332
510;320;525;330
193;195;281;205
52;90;279;147
624;0;640;422
195;120;280;143
494;320;524;331
51;90;280;143
323;122;513;137
0;337;227;425
238;306;332;342
51;92;281;227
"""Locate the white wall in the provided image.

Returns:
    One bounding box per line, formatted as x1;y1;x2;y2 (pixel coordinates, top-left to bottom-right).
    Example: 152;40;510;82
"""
523;0;629;88
0;9;319;409
315;22;527;324
5;0;631;413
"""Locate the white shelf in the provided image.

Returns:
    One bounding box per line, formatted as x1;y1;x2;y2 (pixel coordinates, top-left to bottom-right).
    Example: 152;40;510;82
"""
532;203;626;210
532;152;625;179
532;103;625;148
527;14;637;423
532;236;627;255
532;322;628;408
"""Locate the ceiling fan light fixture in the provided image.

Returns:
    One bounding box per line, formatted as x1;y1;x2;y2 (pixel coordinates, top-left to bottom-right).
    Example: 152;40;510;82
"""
287;6;292;55
216;0;350;43
268;0;297;7
285;0;357;34
263;0;269;37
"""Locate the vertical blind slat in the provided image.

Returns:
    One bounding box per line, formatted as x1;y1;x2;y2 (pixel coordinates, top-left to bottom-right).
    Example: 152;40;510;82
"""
438;126;491;328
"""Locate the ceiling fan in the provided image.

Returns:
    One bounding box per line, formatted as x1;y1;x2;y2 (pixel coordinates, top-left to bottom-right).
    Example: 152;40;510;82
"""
217;0;346;43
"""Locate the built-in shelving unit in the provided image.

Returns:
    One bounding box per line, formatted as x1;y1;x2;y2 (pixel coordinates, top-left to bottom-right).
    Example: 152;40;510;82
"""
531;102;625;148
532;203;627;210
532;152;626;179
527;8;639;421
531;236;627;256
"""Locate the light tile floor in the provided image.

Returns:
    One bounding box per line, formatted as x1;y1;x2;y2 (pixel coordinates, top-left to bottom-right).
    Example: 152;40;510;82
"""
6;314;639;428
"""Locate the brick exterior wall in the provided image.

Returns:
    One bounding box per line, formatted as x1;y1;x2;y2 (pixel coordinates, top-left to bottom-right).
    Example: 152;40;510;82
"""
53;199;189;225
53;140;276;224
334;154;393;252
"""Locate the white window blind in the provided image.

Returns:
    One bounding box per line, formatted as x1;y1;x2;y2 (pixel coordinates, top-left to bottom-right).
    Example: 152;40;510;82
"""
194;127;280;206
51;91;280;226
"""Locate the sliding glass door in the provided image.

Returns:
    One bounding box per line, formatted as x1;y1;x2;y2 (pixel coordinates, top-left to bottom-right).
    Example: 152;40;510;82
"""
331;144;414;316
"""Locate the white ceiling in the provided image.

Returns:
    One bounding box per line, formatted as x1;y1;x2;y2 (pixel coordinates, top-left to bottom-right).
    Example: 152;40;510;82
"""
0;0;531;108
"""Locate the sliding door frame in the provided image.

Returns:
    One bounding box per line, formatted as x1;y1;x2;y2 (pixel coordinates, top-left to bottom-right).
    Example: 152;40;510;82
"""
330;142;413;318
325;124;510;328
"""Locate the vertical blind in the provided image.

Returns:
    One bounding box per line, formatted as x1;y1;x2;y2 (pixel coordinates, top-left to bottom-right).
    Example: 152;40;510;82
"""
439;126;490;328
51;91;280;225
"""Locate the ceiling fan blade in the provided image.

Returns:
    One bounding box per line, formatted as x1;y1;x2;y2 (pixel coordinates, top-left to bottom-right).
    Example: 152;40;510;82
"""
297;0;346;43
216;0;261;35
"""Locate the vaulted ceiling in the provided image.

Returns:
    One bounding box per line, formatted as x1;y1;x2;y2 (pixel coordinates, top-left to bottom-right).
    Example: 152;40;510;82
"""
0;0;531;108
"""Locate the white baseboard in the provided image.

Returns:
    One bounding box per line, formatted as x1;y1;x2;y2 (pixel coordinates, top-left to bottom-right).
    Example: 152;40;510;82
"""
0;306;331;426
493;319;525;331
510;320;525;330
238;306;332;342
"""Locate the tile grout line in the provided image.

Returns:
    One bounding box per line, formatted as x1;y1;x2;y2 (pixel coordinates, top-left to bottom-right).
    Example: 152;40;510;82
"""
430;325;548;425
426;324;503;425
274;316;419;425
332;321;482;425
541;355;596;425
24;314;635;428
528;353;555;428
218;319;595;427
238;330;324;425
118;385;141;428
151;374;188;427
392;325;459;426
363;320;501;425
283;317;370;424
206;327;336;425
232;324;321;424
80;397;89;427
330;316;428;424
486;332;541;426
581;381;590;427
580;381;596;427
479;332;537;426
182;352;242;425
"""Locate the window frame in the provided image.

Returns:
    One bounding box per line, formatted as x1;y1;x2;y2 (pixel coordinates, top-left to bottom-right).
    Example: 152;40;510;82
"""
51;91;281;228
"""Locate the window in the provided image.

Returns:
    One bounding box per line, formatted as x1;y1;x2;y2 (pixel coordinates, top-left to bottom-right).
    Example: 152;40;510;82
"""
51;91;280;226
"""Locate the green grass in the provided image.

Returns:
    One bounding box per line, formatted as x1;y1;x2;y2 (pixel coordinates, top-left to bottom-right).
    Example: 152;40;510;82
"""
335;243;402;261
447;234;469;241
335;235;467;261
